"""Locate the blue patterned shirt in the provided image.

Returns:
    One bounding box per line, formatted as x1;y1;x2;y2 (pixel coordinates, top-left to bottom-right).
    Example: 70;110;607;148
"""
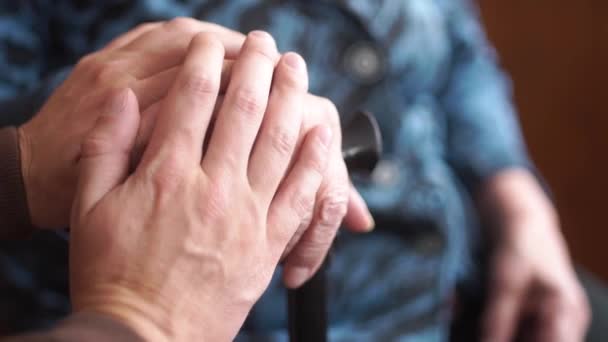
0;1;530;340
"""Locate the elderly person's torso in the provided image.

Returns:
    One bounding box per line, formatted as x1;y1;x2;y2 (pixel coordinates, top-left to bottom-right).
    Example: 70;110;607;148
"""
0;0;531;339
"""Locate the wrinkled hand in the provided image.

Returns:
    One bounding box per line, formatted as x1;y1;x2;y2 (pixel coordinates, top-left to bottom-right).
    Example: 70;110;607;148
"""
136;89;374;289
123;30;375;288
280;94;375;287
20;15;372;289
19;18;243;229
70;32;331;341
481;169;590;342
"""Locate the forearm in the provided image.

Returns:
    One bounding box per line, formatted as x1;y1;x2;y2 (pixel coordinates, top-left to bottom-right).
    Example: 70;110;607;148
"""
0;126;34;239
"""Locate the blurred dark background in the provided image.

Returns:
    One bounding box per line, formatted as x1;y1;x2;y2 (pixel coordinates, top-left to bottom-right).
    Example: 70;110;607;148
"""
479;1;608;281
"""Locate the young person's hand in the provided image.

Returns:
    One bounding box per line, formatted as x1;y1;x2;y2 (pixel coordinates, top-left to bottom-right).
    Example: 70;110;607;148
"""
70;32;331;341
132;81;374;289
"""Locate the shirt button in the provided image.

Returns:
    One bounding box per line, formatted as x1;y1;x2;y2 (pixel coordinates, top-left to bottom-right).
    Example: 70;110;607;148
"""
342;41;385;84
371;159;401;186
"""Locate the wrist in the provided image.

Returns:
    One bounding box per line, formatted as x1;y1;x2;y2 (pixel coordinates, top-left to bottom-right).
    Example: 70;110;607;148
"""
72;284;248;341
73;287;175;342
479;168;559;237
78;307;171;342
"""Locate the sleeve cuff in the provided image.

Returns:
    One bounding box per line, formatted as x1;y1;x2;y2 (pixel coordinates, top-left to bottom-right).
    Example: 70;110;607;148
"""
0;126;35;239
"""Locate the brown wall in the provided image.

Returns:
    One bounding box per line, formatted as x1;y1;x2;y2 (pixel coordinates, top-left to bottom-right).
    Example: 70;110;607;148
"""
478;1;608;280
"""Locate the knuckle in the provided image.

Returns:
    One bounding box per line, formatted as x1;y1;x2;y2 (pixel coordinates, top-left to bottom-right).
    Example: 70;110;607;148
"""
290;190;315;223
269;126;296;158
233;86;264;117
133;22;158;33
191;31;223;51
76;52;99;69
178;72;218;98
318;190;349;227
149;153;188;192
84;59;124;85
81;134;112;158
76;54;104;78
165;17;198;32
76;53;97;69
150;167;184;194
276;62;307;91
94;65;115;84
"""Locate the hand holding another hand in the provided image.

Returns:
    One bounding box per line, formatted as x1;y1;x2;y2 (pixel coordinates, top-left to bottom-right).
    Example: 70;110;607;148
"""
70;32;331;341
19;18;243;229
19;18;373;289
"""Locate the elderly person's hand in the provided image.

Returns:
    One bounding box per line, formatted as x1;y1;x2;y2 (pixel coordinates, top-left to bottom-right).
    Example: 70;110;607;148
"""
481;169;590;342
70;32;330;341
134;73;372;289
18;19;372;288
19;18;244;229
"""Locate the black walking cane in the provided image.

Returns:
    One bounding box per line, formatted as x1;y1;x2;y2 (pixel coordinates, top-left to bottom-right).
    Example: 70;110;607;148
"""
287;111;383;342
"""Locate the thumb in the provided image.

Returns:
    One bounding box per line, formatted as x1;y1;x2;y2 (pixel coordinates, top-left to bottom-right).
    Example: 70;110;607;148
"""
73;88;140;218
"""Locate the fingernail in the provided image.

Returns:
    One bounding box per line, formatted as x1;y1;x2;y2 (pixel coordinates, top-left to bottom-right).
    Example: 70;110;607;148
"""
318;126;333;148
284;52;306;72
365;212;376;232
284;266;310;289
249;30;272;41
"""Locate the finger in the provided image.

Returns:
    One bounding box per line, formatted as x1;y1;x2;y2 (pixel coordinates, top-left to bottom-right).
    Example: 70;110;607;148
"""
73;88;140;218
267;125;332;270
275;95;345;264
483;292;522;342
132;60;234;111
140;33;224;169
123;18;245;78
248;53;308;200
282;161;349;288
103;22;162;51
535;299;574;342
342;184;375;232
131;94;227;171
482;266;528;342
131;101;161;169
202;31;279;175
534;285;590;342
